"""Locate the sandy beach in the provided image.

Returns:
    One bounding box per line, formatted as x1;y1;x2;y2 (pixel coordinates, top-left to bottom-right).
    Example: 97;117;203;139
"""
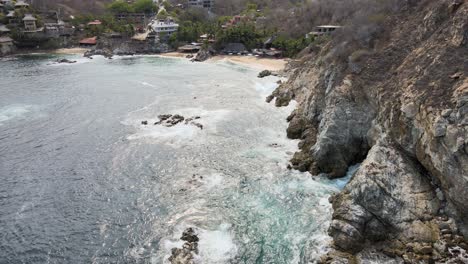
47;49;288;71
160;52;288;71
53;48;90;54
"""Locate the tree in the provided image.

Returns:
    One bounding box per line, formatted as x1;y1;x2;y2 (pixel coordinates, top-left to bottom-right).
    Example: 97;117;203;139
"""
132;0;157;13
107;0;133;13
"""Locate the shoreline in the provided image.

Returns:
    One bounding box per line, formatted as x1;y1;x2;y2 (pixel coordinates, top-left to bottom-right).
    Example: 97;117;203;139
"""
5;48;288;72
159;51;288;71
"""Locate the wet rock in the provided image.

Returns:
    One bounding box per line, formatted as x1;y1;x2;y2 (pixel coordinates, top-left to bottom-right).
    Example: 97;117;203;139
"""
56;58;77;64
191;122;203;130
84;49;113;59
181;227;199;243
258;70;272;78
286;116;306;139
265;95;274;103
168;247;194;264
171;114;185;124
169;228;199;264
158;114;172;121
286;111;296;122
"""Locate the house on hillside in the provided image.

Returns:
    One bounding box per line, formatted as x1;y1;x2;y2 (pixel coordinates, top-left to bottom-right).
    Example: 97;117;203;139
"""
0;0;12;8
187;0;213;10
115;13;147;26
7;11;18;25
306;25;342;38
199;33;215;43
150;17;179;42
14;0;29;9
23;14;37;31
0;24;10;35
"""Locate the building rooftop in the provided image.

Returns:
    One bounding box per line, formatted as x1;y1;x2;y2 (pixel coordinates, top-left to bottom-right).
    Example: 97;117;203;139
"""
79;36;97;45
316;25;342;29
0;24;10;33
87;20;102;25
15;0;29;7
23;14;36;21
0;36;13;43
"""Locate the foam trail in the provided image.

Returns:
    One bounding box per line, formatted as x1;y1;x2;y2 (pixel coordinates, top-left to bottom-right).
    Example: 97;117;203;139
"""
0;104;34;125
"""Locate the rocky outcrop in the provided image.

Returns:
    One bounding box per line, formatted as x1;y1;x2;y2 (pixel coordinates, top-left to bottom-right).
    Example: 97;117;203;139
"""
169;228;199;264
144;114;203;129
258;70;272;78
56;58;77;64
193;46;216;62
84;48;113;59
268;0;468;262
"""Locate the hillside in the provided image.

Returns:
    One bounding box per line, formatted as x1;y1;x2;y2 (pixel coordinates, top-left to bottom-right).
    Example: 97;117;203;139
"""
31;0;111;15
269;0;468;262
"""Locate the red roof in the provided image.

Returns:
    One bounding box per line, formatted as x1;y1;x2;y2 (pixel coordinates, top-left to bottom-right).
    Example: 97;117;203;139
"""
87;20;102;25
79;37;97;45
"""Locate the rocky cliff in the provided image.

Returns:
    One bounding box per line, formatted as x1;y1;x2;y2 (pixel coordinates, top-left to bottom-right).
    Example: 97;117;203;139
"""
268;0;468;262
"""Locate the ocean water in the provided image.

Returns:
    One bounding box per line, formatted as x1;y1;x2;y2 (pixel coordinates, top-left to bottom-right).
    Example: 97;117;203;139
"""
0;54;354;264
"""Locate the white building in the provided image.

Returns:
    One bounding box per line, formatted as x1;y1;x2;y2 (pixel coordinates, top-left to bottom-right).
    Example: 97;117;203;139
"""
188;0;213;10
150;17;179;38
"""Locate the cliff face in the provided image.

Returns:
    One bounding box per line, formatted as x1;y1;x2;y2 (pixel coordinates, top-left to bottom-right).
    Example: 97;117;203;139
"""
269;0;468;262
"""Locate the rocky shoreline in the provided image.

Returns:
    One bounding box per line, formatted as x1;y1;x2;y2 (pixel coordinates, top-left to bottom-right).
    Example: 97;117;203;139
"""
268;0;467;263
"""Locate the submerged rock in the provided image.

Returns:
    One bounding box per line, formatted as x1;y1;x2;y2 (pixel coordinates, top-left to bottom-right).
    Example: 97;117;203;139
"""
154;114;203;129
56;59;77;64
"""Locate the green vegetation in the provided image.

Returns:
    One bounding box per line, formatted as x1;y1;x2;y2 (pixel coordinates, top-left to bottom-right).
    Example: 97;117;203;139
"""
0;13;6;24
71;14;134;36
215;22;263;50
167;2;313;57
107;0;158;14
271;35;312;57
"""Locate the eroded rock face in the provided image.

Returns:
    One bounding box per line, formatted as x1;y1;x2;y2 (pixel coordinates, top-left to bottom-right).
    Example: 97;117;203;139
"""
268;0;468;261
329;141;440;252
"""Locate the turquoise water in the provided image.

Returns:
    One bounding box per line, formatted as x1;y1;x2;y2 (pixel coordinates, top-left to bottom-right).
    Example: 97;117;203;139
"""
0;54;352;263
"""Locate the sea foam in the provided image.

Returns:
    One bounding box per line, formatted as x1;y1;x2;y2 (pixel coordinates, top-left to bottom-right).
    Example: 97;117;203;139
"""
0;104;35;125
